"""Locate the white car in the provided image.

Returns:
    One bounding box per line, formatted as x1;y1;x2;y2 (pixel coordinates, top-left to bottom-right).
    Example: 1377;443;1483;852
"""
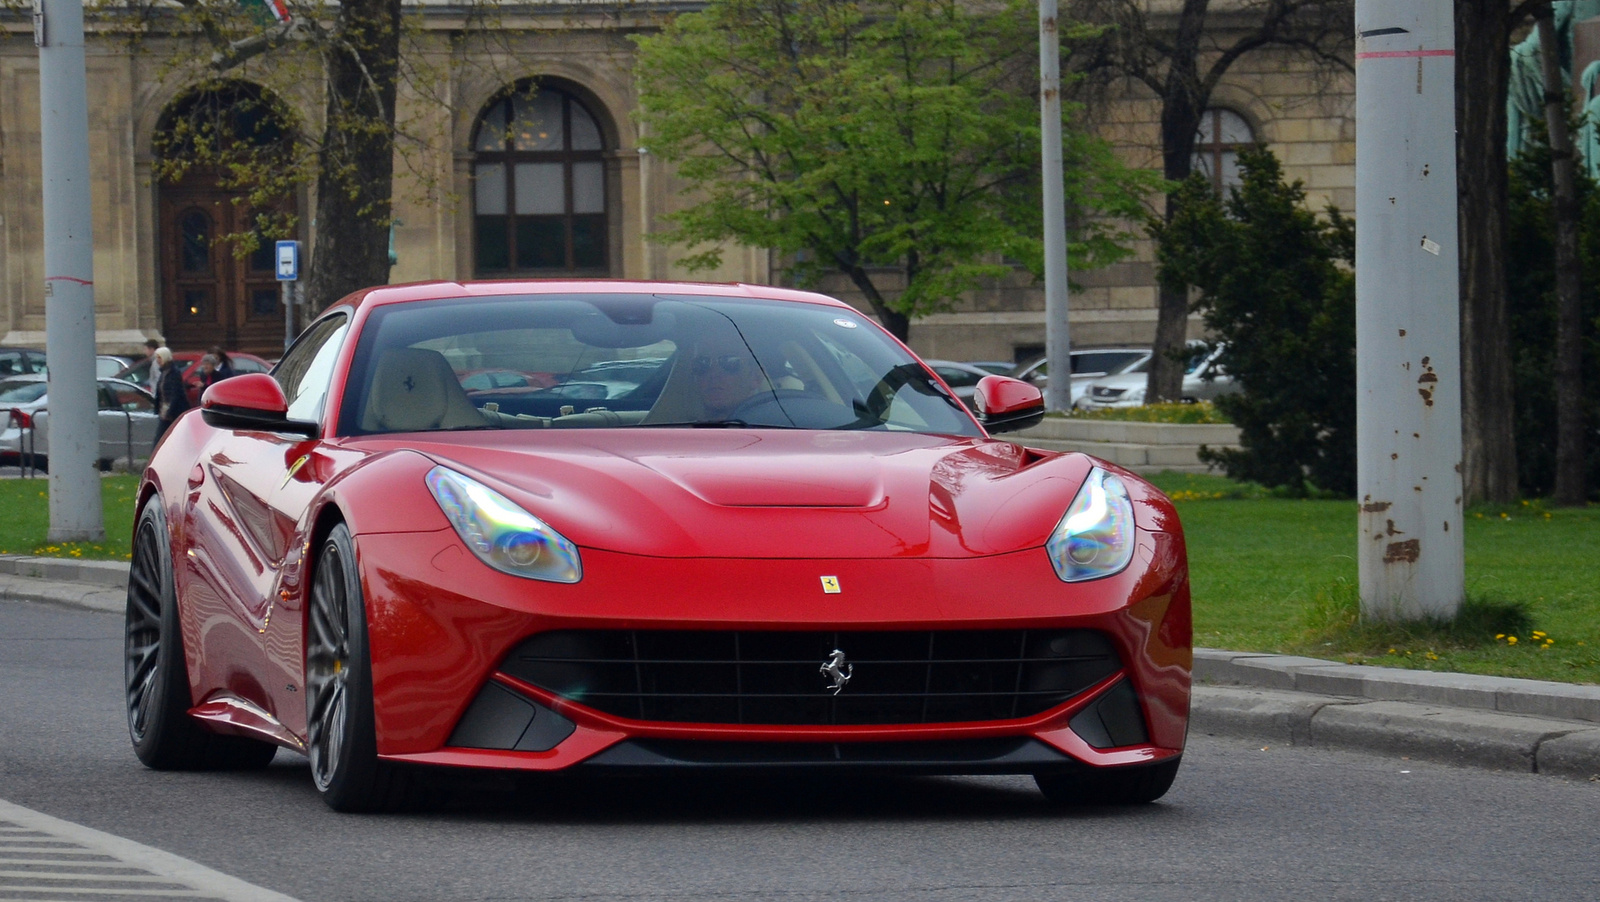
1075;343;1236;410
0;375;162;470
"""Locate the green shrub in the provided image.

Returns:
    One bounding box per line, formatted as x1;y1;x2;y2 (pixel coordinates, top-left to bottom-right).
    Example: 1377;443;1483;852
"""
1153;147;1356;496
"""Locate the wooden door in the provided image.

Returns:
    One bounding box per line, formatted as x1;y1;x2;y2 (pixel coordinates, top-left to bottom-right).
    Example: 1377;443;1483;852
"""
159;182;291;355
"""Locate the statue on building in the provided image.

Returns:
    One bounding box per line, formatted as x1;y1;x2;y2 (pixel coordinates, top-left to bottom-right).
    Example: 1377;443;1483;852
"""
1508;0;1600;165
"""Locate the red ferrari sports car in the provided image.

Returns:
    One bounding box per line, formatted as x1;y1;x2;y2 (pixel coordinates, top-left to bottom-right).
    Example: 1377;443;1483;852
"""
124;281;1191;812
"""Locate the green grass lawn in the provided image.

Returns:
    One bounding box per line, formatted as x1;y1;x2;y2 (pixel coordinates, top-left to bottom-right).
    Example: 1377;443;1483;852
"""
4;470;1596;684
0;475;139;561
1148;471;1600;684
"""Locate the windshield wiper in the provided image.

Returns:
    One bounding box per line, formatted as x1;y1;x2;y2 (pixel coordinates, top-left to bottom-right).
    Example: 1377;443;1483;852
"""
635;419;803;429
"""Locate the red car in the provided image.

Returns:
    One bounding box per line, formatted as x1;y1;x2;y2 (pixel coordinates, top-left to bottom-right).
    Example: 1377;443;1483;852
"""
115;350;274;406
124;281;1191;812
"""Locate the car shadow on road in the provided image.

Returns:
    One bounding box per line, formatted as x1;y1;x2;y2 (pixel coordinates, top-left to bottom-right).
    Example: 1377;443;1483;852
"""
234;753;1187;825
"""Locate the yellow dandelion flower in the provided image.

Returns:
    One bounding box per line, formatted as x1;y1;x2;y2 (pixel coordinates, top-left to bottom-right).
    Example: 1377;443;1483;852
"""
1496;634;1506;639
1507;636;1518;645
1533;631;1546;639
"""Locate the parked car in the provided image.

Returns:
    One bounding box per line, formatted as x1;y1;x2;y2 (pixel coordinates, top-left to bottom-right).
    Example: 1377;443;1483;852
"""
924;359;1000;410
1015;348;1152;407
1;375;160;470
0;347;47;379
1075;343;1236;410
123;280;1188;813
115;351;273;405
98;355;140;378
965;360;1017;376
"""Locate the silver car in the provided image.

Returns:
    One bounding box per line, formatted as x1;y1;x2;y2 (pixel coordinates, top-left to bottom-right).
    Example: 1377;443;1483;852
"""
1014;348;1152;407
1075;343;1236;410
0;375;161;470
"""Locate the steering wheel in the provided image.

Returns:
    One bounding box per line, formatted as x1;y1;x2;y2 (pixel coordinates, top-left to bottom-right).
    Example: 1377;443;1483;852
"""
729;389;848;427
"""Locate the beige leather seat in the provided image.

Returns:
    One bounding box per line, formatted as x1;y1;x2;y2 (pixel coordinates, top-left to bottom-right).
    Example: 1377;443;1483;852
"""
361;347;485;432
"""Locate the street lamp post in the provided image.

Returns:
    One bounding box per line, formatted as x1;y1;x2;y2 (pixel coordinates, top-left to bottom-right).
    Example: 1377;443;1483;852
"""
1040;0;1071;412
37;0;105;542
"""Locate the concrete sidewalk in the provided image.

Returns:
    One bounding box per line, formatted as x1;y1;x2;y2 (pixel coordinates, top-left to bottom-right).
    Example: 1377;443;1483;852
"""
5;553;1598;781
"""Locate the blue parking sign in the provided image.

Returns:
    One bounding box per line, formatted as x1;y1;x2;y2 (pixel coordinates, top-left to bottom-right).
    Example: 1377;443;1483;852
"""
275;240;300;281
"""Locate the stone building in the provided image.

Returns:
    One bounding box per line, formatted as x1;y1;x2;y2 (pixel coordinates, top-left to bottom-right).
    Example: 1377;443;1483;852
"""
0;3;1355;366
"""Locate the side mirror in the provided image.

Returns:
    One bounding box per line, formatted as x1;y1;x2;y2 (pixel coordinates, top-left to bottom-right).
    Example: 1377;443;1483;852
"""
973;375;1045;434
200;373;318;437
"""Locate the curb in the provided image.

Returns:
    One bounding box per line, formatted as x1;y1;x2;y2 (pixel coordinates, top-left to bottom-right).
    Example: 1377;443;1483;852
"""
3;555;1597;780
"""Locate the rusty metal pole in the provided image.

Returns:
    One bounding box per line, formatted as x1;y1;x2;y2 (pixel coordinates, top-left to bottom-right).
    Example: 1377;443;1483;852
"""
1354;0;1464;619
1040;0;1071;412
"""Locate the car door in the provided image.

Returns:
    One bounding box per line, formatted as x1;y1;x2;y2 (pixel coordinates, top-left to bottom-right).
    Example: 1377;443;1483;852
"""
182;315;350;727
99;380;160;465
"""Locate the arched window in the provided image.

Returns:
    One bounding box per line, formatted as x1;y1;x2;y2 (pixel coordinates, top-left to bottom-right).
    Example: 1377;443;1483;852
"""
472;84;609;274
1191;109;1254;195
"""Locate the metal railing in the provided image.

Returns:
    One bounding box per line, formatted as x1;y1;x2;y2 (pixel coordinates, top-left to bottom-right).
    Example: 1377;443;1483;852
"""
6;409;39;478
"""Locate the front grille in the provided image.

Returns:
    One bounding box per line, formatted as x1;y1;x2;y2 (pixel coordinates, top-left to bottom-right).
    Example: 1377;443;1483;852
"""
499;629;1121;726
1091;386;1127;399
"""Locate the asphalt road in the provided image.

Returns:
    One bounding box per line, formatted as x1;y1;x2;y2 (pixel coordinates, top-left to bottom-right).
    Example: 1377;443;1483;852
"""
3;598;1597;902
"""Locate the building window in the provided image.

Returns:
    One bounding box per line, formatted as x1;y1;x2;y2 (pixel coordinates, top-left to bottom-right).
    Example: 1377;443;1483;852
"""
472;84;608;274
1191;108;1254;195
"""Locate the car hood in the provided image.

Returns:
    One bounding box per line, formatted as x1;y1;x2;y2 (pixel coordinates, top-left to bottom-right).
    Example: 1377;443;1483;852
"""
364;430;1093;559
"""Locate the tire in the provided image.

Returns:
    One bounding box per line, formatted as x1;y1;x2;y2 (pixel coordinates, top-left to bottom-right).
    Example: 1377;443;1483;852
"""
1034;756;1181;806
125;500;277;770
306;523;420;812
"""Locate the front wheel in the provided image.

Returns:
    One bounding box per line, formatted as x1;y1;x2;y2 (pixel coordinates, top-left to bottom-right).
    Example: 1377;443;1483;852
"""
306;523;420;812
1034;756;1181;806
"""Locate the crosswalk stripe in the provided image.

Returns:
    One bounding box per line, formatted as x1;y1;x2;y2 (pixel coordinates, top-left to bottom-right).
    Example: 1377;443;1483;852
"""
0;802;300;902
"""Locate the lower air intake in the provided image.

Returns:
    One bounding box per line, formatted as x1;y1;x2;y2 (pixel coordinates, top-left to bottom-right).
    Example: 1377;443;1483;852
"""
499;629;1121;726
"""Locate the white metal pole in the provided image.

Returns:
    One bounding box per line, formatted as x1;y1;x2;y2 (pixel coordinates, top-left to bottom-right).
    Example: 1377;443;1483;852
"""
38;0;105;541
1040;0;1071;411
1354;0;1463;619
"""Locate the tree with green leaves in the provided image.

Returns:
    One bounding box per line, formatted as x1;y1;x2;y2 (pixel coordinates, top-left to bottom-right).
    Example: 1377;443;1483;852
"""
632;0;1157;340
1155;147;1356;495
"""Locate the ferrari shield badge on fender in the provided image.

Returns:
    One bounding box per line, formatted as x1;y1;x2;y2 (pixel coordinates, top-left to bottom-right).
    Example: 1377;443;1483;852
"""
820;649;852;694
820;575;841;594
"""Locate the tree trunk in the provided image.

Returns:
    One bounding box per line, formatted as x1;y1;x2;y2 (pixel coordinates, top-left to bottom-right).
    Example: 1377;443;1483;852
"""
1535;6;1589;504
844;265;911;340
1146;0;1208;403
303;0;402;313
1455;0;1519;504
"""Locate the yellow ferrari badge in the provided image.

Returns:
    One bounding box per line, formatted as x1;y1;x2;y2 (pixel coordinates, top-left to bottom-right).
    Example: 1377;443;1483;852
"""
820;576;841;594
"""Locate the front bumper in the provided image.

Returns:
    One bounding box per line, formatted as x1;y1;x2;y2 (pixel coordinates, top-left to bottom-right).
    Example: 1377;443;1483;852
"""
357;526;1191;774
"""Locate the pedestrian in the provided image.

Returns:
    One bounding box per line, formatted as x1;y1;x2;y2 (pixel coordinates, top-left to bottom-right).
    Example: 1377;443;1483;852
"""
195;354;219;392
208;346;236;382
153;347;190;441
142;337;162;392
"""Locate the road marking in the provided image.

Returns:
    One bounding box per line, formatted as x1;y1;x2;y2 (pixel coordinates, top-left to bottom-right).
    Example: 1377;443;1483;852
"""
0;799;300;902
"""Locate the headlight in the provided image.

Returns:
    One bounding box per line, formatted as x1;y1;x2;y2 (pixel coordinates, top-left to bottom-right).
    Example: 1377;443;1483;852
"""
425;465;582;583
1046;467;1135;582
1126;388;1145;404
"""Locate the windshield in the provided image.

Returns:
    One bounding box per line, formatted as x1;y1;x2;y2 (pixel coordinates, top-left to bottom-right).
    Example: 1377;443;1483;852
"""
0;380;48;404
338;294;979;437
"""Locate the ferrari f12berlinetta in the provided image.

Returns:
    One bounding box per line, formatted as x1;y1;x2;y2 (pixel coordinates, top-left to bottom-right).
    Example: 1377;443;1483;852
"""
125;281;1191;812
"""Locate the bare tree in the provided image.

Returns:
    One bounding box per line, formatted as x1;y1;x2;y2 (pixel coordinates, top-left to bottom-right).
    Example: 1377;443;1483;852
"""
1533;1;1589;504
1071;0;1352;402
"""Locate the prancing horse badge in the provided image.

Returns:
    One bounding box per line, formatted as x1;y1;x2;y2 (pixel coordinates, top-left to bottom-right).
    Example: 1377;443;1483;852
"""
820;576;841;594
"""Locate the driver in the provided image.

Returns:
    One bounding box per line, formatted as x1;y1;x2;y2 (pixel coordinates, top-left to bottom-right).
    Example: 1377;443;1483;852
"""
691;339;769;420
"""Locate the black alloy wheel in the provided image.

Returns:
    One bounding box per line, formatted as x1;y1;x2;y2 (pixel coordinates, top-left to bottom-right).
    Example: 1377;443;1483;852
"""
1034;755;1182;806
306;523;419;812
125;500;276;770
